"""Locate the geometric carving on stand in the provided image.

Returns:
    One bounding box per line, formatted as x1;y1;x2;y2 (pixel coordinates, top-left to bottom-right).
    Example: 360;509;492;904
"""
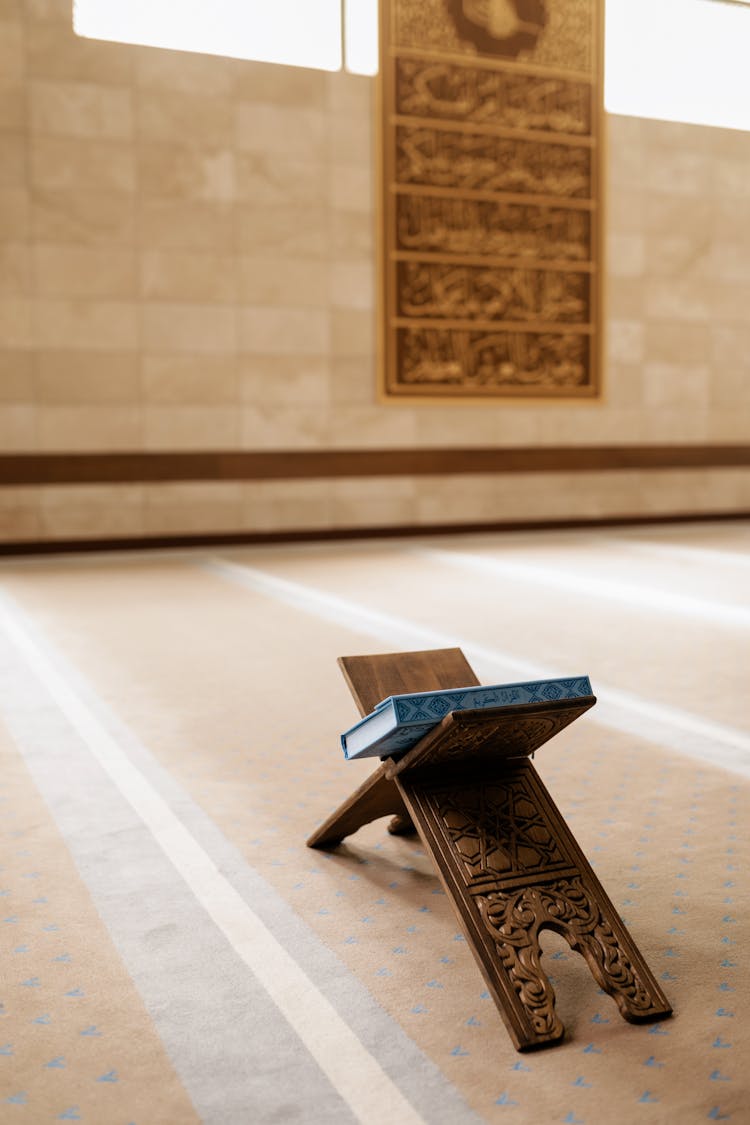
436;778;567;881
399;759;673;1051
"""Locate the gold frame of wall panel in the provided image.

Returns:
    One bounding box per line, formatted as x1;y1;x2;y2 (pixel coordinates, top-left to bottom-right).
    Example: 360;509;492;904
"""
377;0;605;401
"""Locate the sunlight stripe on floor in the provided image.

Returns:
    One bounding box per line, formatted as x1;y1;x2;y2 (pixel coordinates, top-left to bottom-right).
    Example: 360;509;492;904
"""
611;539;750;569
203;557;750;778
412;547;750;629
0;590;427;1125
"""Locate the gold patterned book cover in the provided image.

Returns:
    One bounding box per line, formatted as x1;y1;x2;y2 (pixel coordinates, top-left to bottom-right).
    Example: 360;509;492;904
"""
378;0;604;399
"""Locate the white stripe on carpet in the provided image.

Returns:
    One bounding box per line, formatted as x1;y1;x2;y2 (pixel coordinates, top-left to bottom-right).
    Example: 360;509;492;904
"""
412;546;750;629
203;557;750;778
610;539;750;569
0;591;427;1125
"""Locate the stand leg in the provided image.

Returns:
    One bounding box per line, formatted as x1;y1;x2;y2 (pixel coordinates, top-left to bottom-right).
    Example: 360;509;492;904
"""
397;761;671;1051
560;883;670;1024
307;766;414;849
478;876;670;1047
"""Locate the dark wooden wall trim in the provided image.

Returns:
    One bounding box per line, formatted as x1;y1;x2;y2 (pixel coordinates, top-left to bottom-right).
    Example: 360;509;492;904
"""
1;511;748;558
1;445;749;486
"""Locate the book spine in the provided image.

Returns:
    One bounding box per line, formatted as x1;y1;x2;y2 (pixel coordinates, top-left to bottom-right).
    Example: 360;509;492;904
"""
345;719;438;759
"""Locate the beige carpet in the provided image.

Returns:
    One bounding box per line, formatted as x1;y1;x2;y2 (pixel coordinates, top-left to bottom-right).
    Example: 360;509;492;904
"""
0;521;748;1123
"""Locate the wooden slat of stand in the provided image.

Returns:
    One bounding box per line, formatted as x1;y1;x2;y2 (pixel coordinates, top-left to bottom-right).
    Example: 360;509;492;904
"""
307;649;672;1051
305;765;413;849
338;647;480;716
308;648;475;847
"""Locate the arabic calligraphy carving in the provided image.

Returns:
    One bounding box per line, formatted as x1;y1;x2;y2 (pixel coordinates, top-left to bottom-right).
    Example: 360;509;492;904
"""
396;195;590;260
380;0;603;397
398;261;589;323
396;58;591;135
396;126;591;197
399;327;588;388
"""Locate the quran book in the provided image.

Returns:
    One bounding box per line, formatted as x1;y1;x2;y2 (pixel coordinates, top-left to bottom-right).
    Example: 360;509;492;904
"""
340;676;593;760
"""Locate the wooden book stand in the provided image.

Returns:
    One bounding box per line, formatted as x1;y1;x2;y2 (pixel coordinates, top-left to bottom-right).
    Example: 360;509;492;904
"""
307;648;672;1051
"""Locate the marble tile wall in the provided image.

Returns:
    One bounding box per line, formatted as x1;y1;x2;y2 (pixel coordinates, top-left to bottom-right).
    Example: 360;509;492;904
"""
0;2;748;541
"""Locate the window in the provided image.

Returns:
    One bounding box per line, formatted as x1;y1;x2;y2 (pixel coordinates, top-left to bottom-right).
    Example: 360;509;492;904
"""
605;0;750;131
74;0;750;130
73;0;378;75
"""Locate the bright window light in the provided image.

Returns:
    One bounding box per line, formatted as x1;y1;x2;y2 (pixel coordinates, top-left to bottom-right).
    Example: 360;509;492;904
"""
605;0;750;131
344;0;378;76
74;0;750;132
74;0;343;72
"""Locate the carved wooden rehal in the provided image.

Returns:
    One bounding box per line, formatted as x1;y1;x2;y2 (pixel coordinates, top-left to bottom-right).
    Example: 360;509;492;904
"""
378;0;604;398
308;649;671;1051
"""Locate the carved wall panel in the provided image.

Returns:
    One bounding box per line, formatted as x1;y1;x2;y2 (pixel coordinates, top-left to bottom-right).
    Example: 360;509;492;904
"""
379;0;604;398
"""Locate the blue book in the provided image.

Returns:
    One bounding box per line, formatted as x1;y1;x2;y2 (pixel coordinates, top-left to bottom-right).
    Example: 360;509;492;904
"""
340;675;592;760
